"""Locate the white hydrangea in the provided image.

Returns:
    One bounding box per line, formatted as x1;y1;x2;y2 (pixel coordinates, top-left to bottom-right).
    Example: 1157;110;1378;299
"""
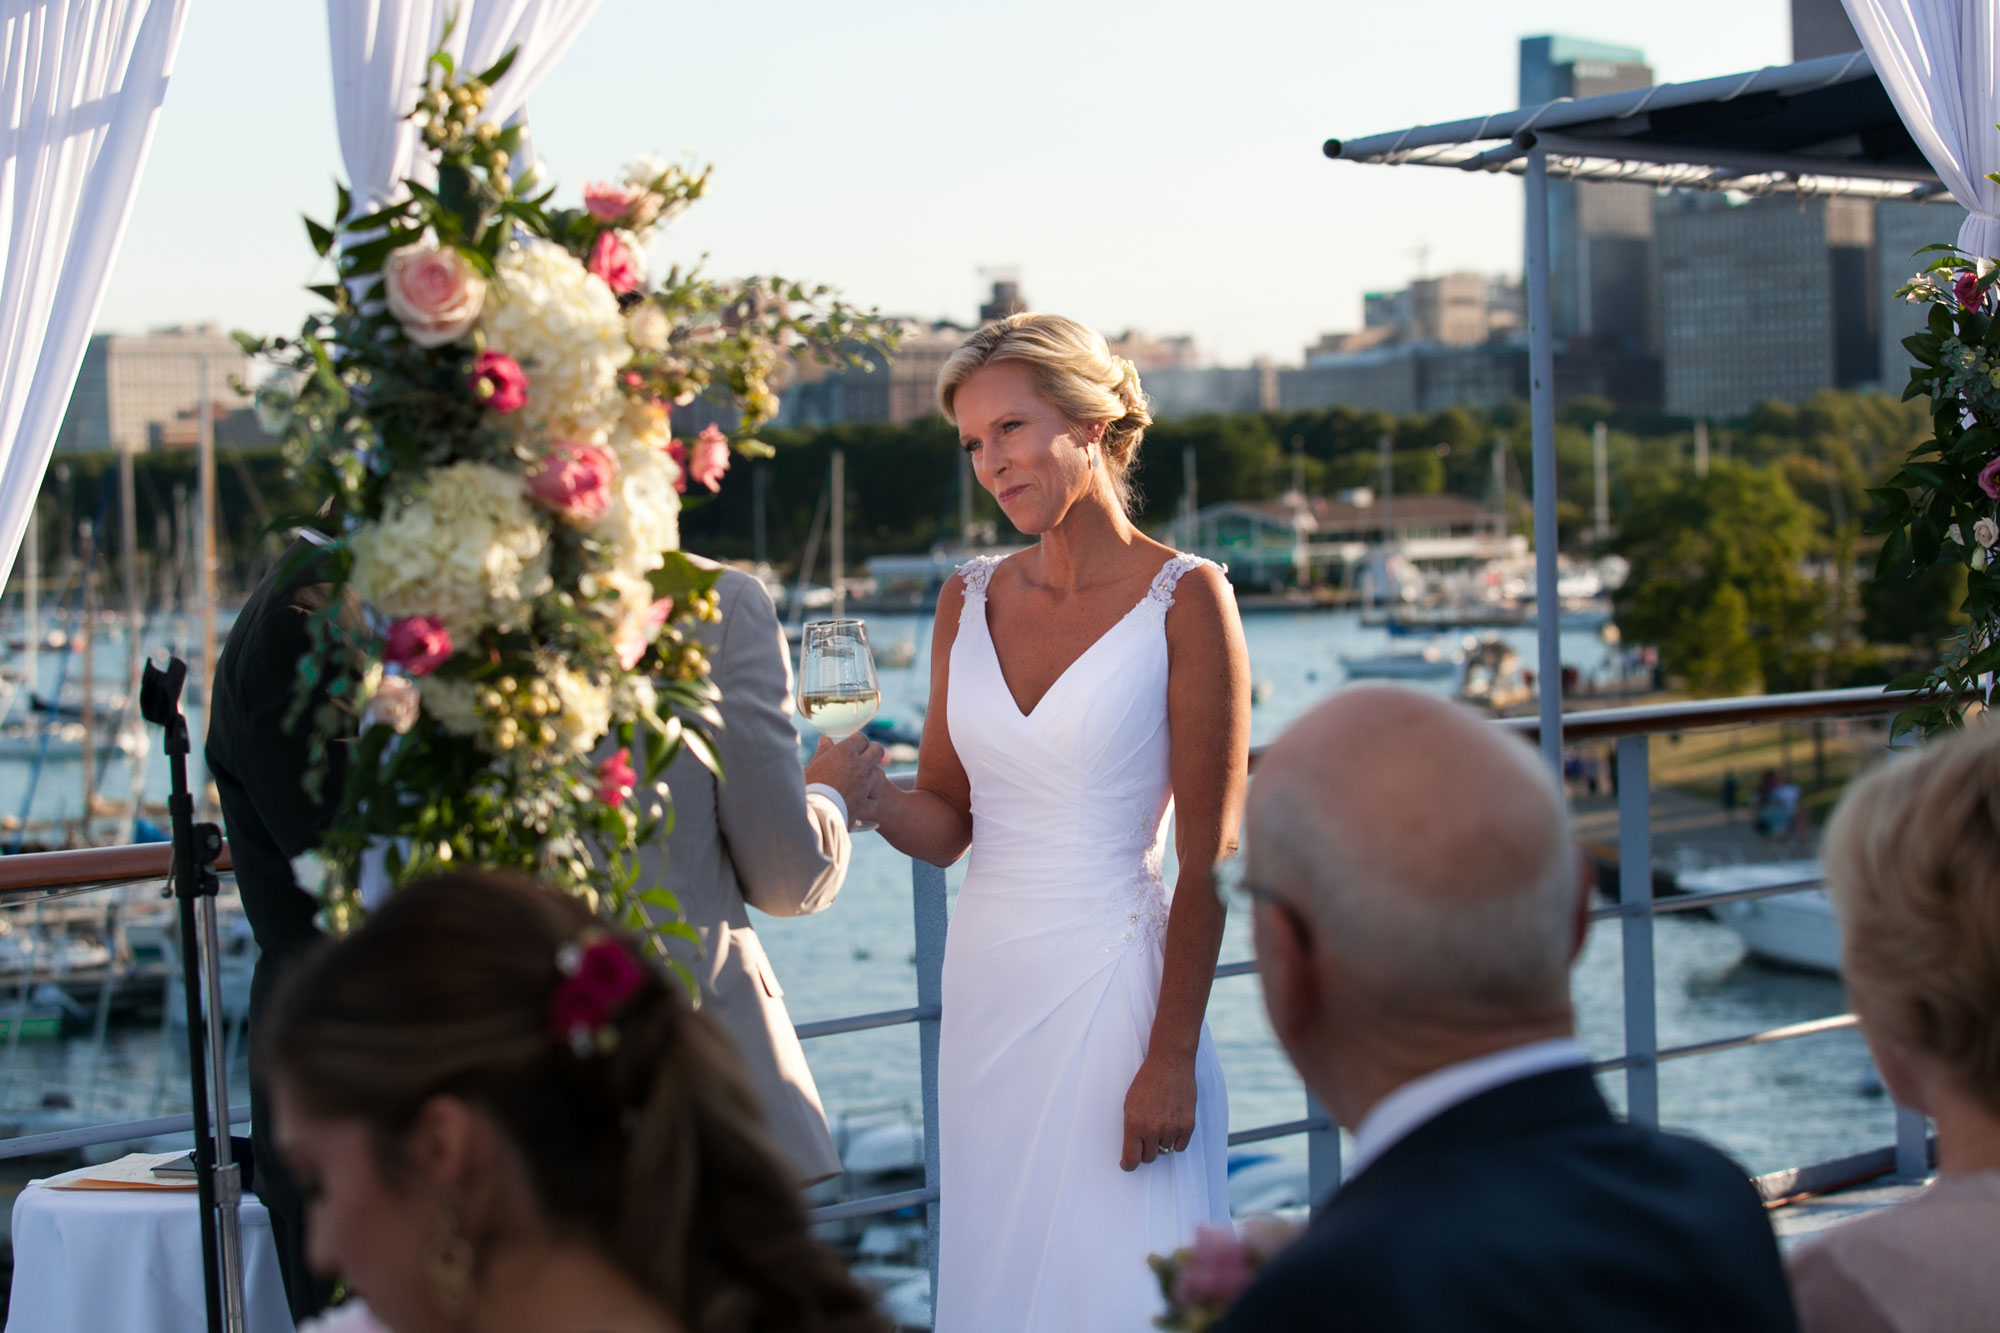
349;463;553;644
415;675;484;740
478;239;631;440
590;398;681;575
547;663;614;753
613;672;658;724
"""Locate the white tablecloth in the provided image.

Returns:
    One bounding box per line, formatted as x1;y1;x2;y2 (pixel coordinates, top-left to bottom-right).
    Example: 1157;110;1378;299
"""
6;1179;294;1333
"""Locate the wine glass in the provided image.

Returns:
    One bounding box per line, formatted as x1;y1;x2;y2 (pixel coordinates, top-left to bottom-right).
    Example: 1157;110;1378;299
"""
797;619;881;832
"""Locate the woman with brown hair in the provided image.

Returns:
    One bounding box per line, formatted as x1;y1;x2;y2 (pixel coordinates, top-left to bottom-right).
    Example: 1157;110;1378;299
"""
1788;722;2000;1331
261;869;885;1333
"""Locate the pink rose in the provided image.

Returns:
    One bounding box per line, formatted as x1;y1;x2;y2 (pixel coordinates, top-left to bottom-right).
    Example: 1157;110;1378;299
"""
583;181;642;223
527;442;618;522
1171;1226;1258;1308
689;424;731;494
615;598;675;671
469;350;528;414
1956;271;1983;309
1980;456;2000;500
383;616;452;676
595;748;638;807
382;243;485;347
588;231;641;295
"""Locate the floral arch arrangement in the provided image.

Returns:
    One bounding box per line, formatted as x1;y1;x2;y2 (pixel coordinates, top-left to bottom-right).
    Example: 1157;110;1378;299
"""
245;42;888;963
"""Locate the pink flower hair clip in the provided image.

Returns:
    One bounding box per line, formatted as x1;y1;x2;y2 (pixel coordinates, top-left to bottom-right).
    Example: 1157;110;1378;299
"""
548;933;648;1058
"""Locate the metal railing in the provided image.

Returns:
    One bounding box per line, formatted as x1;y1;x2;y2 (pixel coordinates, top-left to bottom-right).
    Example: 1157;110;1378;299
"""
0;685;1937;1302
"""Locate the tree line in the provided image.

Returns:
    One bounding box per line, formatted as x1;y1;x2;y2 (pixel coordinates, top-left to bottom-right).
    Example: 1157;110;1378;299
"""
20;390;1949;696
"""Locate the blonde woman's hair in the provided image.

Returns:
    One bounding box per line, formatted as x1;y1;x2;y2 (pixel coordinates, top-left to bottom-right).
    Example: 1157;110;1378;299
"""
1823;723;2000;1113
936;313;1152;515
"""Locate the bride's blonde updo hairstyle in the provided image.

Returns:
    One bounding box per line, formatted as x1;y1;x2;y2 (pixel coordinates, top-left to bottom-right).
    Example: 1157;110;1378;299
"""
937;313;1153;515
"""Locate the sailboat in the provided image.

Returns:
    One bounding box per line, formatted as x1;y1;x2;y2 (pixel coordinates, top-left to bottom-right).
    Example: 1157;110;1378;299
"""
1340;436;1463;680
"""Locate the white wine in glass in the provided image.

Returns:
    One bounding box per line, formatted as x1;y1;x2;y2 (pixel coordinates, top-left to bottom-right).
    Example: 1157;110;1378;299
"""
798;619;881;831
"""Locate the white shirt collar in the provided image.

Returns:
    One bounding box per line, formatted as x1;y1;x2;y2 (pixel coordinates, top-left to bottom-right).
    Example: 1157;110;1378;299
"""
1344;1036;1589;1181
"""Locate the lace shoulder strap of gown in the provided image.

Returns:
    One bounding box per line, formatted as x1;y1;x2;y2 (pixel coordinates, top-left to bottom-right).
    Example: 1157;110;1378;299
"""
1145;553;1220;615
956;555;1002;604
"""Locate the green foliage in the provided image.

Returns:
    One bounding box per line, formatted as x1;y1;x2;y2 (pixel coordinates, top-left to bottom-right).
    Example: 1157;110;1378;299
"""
1612;461;1825;695
1869;246;2000;736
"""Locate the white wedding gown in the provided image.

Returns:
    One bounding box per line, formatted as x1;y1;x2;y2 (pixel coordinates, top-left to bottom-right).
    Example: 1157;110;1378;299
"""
934;552;1231;1332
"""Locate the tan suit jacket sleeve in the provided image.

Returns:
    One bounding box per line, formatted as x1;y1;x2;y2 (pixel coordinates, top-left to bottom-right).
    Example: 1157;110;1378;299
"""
712;573;850;917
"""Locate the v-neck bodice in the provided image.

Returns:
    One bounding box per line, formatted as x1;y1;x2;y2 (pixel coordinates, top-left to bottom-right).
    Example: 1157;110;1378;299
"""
946;552;1211;897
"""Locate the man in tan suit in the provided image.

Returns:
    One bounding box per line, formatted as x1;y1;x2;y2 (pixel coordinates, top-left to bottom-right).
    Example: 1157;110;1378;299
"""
636;556;881;1185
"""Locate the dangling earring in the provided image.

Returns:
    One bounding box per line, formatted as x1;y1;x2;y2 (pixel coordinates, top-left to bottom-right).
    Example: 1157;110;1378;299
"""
1088;449;1101;469
1088;433;1103;468
426;1204;476;1316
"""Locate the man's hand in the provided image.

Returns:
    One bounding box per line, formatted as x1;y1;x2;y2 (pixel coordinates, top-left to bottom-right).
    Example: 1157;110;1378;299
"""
804;733;887;817
1121;1051;1198;1170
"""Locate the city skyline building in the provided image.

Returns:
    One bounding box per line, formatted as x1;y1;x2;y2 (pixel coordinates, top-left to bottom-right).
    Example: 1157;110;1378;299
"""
54;326;250;454
1519;36;1660;359
1790;0;1862;59
1655;193;1878;419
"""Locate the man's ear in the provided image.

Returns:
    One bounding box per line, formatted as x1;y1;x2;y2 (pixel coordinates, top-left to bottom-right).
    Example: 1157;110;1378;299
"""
1569;843;1595;964
1254;895;1317;1054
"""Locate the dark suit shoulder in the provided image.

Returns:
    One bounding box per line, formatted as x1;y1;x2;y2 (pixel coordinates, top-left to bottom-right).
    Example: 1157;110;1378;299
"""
1224;1092;1796;1332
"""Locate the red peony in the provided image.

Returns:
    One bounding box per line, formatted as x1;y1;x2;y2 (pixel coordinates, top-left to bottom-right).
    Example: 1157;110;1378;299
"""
547;936;646;1044
469;350;528;414
595;747;638;807
382;616;452;676
526;441;618;523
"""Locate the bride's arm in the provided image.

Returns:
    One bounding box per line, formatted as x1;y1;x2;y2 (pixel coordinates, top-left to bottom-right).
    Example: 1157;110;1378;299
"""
1122;563;1250;1171
865;577;974;865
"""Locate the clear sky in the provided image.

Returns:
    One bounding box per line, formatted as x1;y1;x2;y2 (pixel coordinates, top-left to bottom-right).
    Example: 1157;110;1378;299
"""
98;0;1793;367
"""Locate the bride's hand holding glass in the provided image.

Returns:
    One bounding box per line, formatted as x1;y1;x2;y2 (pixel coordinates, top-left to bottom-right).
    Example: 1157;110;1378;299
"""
798;620;885;832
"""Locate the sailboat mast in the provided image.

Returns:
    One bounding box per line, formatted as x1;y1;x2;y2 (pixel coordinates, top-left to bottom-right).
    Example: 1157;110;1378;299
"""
196;360;218;812
120;443;141;714
79;519;96;832
24;500;37;705
830;448;845;621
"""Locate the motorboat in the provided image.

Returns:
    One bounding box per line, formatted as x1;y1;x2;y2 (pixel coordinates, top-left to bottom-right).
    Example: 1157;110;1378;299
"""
1339;637;1463;680
1679;860;1838;975
1456;638;1532;711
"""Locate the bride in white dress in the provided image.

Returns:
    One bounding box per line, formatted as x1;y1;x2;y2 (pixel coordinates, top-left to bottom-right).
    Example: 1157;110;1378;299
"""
863;314;1252;1330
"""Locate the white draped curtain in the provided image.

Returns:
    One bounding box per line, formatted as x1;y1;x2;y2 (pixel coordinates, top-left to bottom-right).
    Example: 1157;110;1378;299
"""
0;0;189;595
327;0;600;213
1842;0;2000;256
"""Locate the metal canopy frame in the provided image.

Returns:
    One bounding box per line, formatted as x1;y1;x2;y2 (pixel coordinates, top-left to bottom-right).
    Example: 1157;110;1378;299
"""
1325;49;1950;772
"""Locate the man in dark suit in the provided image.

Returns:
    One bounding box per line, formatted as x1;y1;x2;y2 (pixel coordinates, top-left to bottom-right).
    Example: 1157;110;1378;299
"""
205;535;350;1323
1220;686;1798;1332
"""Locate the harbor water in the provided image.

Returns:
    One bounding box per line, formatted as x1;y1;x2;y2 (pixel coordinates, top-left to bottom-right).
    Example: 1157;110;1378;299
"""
0;610;1887;1191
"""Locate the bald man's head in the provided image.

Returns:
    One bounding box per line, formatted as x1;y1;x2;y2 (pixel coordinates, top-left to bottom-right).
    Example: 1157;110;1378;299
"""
1247;685;1580;1026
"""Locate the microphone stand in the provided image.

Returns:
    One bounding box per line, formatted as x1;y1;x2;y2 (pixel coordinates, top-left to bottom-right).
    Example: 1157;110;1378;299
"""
140;655;246;1333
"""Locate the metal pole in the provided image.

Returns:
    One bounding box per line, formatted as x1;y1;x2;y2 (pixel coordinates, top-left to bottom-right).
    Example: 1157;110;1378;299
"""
1525;149;1563;776
1894;1104;1930;1180
1617;735;1659;1127
830;449;845;622
198;895;246;1333
1693;419;1710;479
1305;1091;1340;1209
911;859;948;1308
